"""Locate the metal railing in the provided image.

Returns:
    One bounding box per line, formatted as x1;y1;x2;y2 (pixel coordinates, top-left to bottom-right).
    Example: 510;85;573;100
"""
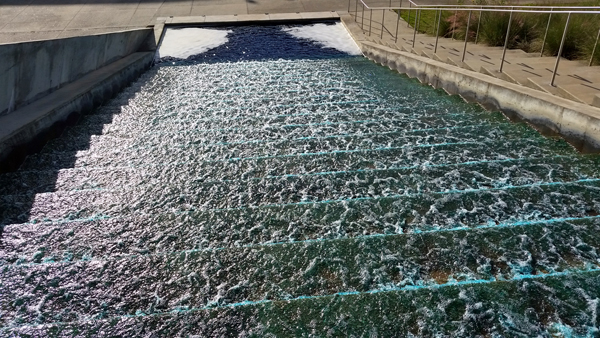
348;0;600;86
405;1;600;9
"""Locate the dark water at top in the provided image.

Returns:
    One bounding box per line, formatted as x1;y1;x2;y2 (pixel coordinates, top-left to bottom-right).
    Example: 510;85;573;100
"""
161;24;354;64
1;24;600;337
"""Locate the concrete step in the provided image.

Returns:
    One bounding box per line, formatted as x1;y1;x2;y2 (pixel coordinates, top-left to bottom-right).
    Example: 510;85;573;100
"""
17;124;565;175
461;58;499;73
401;40;534;67
4;267;600;336
3;170;600;261
556;83;600;105
475;66;521;85
522;77;560;96
3;170;598;232
41;112;504;152
1;215;600;324
4;134;596;198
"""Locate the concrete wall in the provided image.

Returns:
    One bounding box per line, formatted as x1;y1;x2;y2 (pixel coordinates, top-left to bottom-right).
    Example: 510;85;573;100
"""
360;41;600;153
0;28;154;116
0;52;155;171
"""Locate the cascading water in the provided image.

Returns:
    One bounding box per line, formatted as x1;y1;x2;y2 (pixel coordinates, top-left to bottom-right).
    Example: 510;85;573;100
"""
1;22;600;337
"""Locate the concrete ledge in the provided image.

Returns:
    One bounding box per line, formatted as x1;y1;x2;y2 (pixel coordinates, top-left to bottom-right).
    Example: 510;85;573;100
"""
360;41;600;152
0;52;154;170
0;28;154;116
164;12;339;25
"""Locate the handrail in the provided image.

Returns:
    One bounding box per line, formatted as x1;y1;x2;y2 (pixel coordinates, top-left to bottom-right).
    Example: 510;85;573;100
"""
406;0;600;10
351;0;600;87
359;2;600;14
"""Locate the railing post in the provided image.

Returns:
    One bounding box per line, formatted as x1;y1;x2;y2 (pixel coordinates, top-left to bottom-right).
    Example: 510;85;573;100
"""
369;8;373;36
361;3;365;30
499;8;514;73
551;12;571;86
432;9;438;37
434;9;441;53
348;0;351;14
475;7;482;44
412;9;419;48
407;2;411;27
381;9;385;38
355;0;358;16
395;2;401;43
540;9;553;57
590;27;600;66
451;10;457;40
462;10;472;63
416;8;422;32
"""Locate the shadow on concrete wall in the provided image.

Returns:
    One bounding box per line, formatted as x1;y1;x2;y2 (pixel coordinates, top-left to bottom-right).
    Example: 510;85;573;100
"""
0;27;156;232
0;73;153;229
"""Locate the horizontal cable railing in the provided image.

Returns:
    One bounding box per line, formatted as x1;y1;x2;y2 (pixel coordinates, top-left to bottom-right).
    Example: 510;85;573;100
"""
349;0;600;86
406;0;600;10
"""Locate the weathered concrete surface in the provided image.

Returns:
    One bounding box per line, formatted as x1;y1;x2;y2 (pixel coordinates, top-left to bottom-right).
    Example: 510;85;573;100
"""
0;28;154;116
0;51;154;170
359;40;600;152
166;11;338;25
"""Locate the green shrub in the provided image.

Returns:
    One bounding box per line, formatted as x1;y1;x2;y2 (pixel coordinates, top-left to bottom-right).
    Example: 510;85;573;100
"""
445;10;480;41
540;13;592;59
399;8;452;36
444;0;539;49
475;11;539;49
538;12;600;62
396;0;600;63
582;23;600;65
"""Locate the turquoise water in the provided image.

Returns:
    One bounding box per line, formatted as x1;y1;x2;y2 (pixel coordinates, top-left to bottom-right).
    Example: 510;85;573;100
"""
2;25;600;337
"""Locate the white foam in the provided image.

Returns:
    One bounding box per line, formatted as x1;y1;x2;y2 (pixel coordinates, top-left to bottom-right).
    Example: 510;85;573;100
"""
157;28;231;59
282;22;362;55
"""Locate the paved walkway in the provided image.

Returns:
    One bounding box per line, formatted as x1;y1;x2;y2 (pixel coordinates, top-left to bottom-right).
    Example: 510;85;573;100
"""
346;3;600;107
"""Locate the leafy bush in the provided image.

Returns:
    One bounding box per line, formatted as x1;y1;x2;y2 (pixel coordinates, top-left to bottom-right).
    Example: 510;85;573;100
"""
446;10;480;41
542;14;581;58
475;11;539;49
399;8;452;36
540;13;600;61
441;0;539;49
582;22;600;65
396;0;600;63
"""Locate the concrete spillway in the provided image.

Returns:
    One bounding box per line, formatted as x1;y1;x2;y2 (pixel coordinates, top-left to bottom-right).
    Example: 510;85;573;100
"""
1;23;600;337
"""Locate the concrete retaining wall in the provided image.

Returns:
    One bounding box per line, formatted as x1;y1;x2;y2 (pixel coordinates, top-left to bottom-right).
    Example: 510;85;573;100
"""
0;52;155;171
360;41;600;153
0;28;154;116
